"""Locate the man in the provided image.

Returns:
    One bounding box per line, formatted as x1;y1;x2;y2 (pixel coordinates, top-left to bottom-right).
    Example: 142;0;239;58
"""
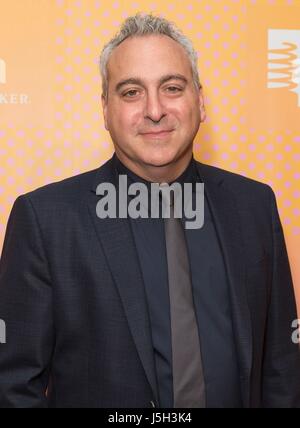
0;13;299;408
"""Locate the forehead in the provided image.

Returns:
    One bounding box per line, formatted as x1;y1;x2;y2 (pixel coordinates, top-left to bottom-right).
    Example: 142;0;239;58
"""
107;34;193;82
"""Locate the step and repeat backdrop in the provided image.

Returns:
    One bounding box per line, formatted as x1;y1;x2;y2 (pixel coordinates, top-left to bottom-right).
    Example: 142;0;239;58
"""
0;0;299;309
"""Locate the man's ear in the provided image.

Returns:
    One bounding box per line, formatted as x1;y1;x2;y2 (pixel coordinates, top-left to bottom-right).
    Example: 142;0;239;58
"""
101;94;109;130
198;87;206;123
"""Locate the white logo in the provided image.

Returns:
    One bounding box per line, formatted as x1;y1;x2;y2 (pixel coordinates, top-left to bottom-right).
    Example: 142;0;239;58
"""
0;58;6;84
268;29;300;107
0;57;30;105
96;177;205;230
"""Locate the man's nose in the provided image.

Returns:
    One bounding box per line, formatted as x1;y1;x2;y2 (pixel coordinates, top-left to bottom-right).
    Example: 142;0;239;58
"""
144;90;166;123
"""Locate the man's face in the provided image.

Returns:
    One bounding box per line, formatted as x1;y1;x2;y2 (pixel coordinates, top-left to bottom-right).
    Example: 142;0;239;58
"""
101;34;205;170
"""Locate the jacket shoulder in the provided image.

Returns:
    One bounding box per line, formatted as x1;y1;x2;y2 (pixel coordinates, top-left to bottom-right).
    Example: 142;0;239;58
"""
196;161;273;195
20;167;100;204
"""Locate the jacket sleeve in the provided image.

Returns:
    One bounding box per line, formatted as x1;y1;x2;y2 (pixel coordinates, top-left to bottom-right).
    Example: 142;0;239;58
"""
262;187;300;407
0;195;54;408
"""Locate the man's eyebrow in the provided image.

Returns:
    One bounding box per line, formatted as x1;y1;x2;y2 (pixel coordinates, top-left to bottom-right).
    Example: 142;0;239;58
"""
115;74;188;92
160;74;188;85
115;78;143;92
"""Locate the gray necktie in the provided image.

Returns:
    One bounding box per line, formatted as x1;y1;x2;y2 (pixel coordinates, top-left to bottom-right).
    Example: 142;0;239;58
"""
162;186;206;408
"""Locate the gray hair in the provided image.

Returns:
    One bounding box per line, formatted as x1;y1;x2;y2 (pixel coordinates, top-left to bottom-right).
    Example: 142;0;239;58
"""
99;12;201;99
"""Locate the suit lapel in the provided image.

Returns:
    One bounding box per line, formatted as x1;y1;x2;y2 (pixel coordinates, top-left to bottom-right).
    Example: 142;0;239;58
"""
87;156;159;405
196;162;253;407
86;155;253;408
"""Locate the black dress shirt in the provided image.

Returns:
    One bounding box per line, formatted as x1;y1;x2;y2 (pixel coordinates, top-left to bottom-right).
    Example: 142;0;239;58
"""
114;153;242;408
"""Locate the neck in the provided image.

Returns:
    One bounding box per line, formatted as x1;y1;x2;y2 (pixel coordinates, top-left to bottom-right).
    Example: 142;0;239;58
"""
114;149;193;184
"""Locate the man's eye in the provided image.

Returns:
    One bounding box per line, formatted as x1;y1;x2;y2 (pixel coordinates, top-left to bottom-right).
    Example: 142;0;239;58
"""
166;86;182;93
123;90;138;97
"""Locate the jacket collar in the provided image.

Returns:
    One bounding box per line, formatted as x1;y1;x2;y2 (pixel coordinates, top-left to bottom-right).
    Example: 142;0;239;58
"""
88;153;252;407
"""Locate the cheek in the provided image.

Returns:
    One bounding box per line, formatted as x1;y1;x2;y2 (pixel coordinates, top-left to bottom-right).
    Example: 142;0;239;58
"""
168;100;196;123
171;111;192;133
112;106;141;134
129;109;143;129
184;104;201;127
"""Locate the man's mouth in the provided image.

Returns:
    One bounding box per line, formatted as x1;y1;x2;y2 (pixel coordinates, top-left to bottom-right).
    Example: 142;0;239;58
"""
141;130;174;138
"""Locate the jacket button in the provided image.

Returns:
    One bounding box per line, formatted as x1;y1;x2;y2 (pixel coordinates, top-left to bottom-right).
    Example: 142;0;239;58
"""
150;400;156;408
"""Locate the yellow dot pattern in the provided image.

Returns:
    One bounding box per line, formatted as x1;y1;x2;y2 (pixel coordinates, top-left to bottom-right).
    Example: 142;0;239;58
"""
0;0;299;309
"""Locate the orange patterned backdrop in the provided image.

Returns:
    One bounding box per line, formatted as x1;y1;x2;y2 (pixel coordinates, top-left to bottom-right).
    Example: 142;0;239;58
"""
0;0;299;311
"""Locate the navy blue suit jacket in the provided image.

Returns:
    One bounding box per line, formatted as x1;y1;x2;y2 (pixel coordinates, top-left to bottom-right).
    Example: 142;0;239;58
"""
0;154;299;407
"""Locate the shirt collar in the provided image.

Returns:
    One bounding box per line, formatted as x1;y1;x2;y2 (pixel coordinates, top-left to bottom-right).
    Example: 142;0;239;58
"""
112;152;201;217
113;152;199;189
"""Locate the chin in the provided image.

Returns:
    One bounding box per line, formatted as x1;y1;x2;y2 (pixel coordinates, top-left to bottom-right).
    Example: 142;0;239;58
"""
141;150;177;168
